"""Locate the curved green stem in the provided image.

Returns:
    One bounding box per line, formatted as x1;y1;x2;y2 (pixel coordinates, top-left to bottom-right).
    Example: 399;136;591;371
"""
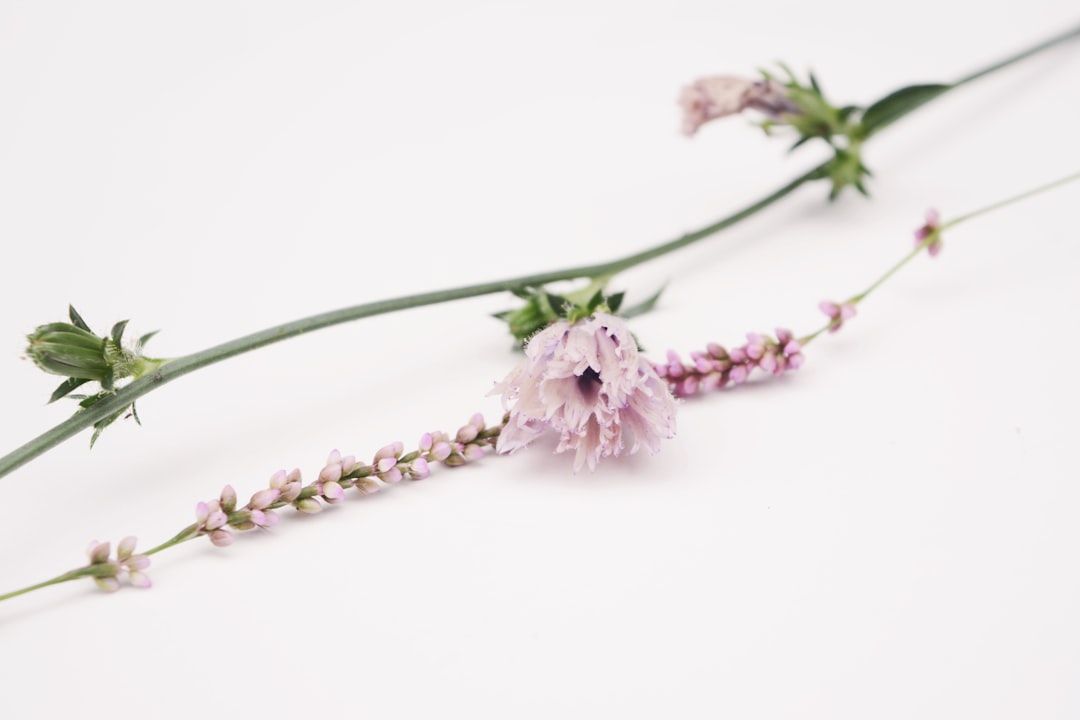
799;170;1080;344
2;22;1079;481
0;568;90;603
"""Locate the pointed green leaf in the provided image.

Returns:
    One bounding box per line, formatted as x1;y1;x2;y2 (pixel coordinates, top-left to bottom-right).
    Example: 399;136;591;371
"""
68;305;92;332
620;285;666;319
606;291;625;314
110;319;129;346
491;310;511;320
509;286;535;300
137;329;159;348
545;293;569;317
131;402;141;426
49;377;90;403
861;83;950;136
586;289;604;312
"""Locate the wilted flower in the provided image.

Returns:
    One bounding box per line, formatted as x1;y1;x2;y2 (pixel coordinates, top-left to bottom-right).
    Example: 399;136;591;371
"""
679;75;799;136
492;313;677;472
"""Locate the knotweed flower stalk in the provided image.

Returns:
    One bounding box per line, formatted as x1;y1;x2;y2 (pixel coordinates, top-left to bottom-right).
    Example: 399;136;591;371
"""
0;414;501;603
660;171;1080;397
2;23;1076;480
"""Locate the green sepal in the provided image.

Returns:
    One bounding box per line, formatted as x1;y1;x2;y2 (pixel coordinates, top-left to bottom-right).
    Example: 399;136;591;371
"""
620;285;666;319
49;377;90;404
545;292;569;317
860;83;951;136
68;305;92;332
110;319;129;346
606;291;625;314
137;330;159;348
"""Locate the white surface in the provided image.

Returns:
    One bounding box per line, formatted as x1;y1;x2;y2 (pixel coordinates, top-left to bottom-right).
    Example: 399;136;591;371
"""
2;1;1079;718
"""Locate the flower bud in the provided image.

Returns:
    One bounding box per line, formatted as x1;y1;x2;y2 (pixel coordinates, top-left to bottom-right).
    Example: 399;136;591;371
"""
26;323;111;381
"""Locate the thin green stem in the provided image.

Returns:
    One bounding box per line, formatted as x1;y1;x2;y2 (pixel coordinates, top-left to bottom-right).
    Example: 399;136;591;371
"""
800;170;1080;345
942;171;1080;228
0;568;89;603
2;22;1078;481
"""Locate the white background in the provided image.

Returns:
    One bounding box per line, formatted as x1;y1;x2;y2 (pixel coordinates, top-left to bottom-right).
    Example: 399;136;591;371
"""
2;1;1079;718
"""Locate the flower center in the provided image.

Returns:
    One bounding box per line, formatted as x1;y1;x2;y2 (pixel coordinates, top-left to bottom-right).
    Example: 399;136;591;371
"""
576;366;602;402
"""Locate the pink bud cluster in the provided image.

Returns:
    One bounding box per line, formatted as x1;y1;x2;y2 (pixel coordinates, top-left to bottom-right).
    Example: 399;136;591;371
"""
655;328;805;398
189;413;499;549
84;536;151;591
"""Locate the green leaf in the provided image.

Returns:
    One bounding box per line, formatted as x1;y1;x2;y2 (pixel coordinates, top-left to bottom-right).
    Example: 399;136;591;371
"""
137;329;159;348
509;286;535;300
586;289;604;312
545;293;569;317
491;310;511;320
620;285;666;319
89;411;122;448
606;291;625;314
131;402;142;426
49;377;90;403
860;83;951;136
68;305;92;332
110;319;129;346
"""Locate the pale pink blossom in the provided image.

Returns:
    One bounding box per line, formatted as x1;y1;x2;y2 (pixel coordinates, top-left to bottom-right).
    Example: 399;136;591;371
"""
492;314;677;472
679;76;798;136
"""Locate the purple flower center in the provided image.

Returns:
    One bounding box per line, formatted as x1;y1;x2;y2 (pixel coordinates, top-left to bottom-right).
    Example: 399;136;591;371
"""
576;366;602;402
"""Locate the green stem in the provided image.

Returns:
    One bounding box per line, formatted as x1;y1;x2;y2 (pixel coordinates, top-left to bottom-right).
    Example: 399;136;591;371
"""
800;170;1080;344
2;23;1079;481
0;568;90;603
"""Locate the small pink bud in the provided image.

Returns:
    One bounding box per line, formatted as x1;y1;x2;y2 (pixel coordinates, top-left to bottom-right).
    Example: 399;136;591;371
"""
356;477;386;495
117;536;137;561
469;413;486;431
410;457;430;480
340;455;356;475
269;469;288;489
128;571;152;589
280;481;303;503
87;541;111;565
374;442;403;462
322;481;345;502
258;509;280;527
248;488;280;510
210;529;234;547
380;467;403;484
456;425;479;443
195;502;210;524
126;555;151;571
94;576;121;592
377;457;398;473
326;449;341;466
220;485;238;513
431;442;452;461
206;510;228;531
464;445;485;461
319;463;343;484
419;433;433;452
296;498;323;514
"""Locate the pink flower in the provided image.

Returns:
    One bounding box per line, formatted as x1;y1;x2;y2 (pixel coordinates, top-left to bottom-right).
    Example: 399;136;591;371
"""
914;208;943;257
492;313;677;472
679;76;798;136
819;300;856;333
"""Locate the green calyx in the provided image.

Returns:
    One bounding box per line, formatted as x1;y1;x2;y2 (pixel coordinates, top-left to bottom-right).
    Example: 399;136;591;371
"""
493;278;664;346
25;306;167;446
762;66;952;201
